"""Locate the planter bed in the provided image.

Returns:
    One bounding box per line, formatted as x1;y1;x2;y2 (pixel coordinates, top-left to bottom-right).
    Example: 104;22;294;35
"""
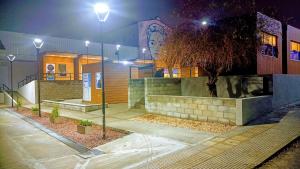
133;114;236;134
12;107;128;149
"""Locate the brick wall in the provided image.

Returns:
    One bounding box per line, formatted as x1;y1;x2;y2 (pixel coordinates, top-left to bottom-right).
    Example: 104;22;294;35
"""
146;95;272;125
40;80;82;100
128;79;145;108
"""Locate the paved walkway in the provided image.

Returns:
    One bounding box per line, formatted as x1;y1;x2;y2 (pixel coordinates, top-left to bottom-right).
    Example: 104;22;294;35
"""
25;104;215;145
3;104;300;168
133;107;300;169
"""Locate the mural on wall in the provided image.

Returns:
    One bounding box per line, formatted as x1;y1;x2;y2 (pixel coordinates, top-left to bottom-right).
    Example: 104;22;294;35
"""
139;19;171;60
46;64;55;80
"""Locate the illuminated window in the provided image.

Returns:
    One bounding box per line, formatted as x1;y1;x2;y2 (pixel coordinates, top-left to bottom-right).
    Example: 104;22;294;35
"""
260;32;278;57
164;68;179;78
290;41;300;61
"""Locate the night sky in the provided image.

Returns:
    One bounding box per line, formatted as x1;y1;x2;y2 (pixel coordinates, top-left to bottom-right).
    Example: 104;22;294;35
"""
0;0;299;44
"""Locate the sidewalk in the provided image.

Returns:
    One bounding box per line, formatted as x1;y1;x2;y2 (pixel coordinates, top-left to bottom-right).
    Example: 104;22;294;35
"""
133;107;300;169
25;104;215;145
0;109;81;169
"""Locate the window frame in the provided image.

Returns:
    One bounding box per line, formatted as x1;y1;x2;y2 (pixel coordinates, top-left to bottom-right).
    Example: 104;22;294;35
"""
260;31;279;58
290;41;300;61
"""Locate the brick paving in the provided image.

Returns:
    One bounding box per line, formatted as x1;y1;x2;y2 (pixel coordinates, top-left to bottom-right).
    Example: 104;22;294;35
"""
133;108;300;169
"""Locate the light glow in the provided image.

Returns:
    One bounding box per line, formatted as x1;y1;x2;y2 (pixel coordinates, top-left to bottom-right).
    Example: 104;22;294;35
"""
85;40;90;47
142;48;147;54
116;44;121;51
94;3;110;22
201;20;208;26
33;38;44;49
6;54;16;62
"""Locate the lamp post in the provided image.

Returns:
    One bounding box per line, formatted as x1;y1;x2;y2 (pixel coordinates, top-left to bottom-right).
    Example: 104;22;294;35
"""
7;54;16;107
94;2;110;139
115;44;121;62
142;47;146;64
33;38;44;117
85;40;90;64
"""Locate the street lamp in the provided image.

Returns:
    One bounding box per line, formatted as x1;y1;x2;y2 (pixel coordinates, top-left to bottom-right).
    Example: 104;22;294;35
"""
94;2;110;139
33;38;44;117
115;44;121;62
85;40;90;64
6;54;15;108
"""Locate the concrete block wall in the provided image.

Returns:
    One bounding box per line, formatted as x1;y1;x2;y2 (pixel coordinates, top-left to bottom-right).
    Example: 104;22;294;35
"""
40;80;83;100
272;74;300;108
146;95;273;125
145;78;181;96
181;76;265;98
128;79;145;108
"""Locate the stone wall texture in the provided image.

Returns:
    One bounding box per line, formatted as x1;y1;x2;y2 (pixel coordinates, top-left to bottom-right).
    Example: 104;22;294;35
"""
146;95;272;125
272;74;300;108
128;79;145;108
40;80;83;100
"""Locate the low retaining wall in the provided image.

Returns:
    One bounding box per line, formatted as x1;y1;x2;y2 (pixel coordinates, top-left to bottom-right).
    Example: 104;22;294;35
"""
0;92;4;104
128;79;145;108
146;95;272;125
40;80;83;100
17;81;37;104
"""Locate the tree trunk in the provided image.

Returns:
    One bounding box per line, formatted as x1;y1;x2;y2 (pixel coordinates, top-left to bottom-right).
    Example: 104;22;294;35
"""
168;67;173;78
207;74;218;97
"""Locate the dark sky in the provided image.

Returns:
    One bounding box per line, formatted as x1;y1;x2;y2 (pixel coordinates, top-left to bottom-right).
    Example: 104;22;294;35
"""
0;0;299;44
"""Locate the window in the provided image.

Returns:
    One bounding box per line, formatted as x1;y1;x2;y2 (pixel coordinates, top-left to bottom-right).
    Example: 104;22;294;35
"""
164;68;179;78
260;32;278;57
290;41;300;61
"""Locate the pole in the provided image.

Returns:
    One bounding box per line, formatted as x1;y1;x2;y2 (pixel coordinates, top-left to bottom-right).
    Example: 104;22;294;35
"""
10;61;13;108
37;48;41;117
86;46;89;64
100;23;106;139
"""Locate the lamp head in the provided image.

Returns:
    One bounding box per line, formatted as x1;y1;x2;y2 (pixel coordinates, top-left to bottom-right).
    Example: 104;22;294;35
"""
33;38;44;49
116;44;121;51
201;20;208;26
94;3;110;22
142;48;147;54
7;54;16;62
85;40;90;47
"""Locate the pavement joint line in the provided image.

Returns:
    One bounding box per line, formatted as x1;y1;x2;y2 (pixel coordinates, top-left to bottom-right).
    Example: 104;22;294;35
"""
5;109;105;158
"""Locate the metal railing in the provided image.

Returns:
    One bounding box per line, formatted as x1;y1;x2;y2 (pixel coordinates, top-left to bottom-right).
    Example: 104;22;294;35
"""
0;84;10;91
18;74;37;88
41;73;81;81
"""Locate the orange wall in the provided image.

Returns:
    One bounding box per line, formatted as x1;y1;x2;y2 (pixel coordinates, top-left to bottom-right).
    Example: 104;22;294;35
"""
78;57;101;80
82;62;130;104
42;56;75;80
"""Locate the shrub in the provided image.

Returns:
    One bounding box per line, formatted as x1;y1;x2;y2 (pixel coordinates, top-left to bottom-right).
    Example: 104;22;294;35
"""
31;106;39;115
16;97;23;110
50;106;59;123
79;120;93;126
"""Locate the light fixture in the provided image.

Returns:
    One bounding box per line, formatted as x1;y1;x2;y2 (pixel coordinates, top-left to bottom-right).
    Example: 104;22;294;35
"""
6;54;16;62
142;48;147;54
85;40;90;47
33;38;44;49
116;44;121;51
94;3;110;22
201;20;208;26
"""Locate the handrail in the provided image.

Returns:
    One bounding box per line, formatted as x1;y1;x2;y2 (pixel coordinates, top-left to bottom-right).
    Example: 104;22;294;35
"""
0;84;10;91
18;74;37;88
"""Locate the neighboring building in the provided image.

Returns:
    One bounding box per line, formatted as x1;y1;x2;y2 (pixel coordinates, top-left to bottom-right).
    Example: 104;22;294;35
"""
286;25;300;74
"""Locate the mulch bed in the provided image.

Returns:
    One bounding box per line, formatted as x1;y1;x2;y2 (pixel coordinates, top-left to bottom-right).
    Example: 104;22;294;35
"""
133;114;236;134
12;107;127;149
